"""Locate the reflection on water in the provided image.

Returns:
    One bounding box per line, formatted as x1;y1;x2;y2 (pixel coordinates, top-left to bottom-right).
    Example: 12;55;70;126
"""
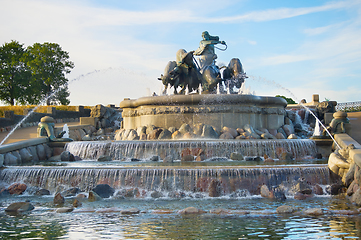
0;196;360;239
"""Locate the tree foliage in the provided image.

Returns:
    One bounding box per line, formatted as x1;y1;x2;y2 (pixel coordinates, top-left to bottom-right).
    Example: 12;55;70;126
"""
0;41;74;105
0;40;30;105
275;95;296;104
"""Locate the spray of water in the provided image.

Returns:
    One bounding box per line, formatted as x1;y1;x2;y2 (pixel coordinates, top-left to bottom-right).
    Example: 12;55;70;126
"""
248;75;341;150
0;69;113;146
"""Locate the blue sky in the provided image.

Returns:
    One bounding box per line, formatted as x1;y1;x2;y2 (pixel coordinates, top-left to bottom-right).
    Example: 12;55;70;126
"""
1;0;360;106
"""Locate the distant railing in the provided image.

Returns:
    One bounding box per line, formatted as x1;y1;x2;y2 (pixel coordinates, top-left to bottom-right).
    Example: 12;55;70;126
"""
336;101;361;111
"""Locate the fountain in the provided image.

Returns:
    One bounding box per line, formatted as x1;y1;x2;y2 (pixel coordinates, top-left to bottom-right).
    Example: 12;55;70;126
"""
1;32;360;239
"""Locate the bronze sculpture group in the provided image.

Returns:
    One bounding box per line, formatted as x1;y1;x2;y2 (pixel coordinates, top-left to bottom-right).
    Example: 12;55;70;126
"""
158;31;247;94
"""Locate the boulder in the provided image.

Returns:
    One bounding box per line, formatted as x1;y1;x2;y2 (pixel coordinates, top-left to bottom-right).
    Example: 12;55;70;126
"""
202;125;219;139
12;151;22;163
279;152;293;161
150;191;163;198
35;189;51;196
303;208;324;216
36;144;47;161
355;165;361;184
181;155;194;162
56;207;74;213
19;148;33;163
328;183;344;195
276;205;296;214
209;208;232;214
126;129;138;140
73;199;82;208
88;191;102;202
346;181;358;196
4;152;19;165
351;188;361;206
136;126;147;136
260;185;272;198
92;184;115;198
287;134;298;139
221;127;238;138
27;146;39;162
282;124;294;137
208;179;222;197
150;156;160;162
179;123;192;135
219;132;234;139
261;132;275;139
168;127;177;134
5;202;34;213
0;154;5;167
62;187;81;197
98;155;112;162
139;133;147;140
178;207;206;214
7;183;27;195
43;143;53;159
195;149;206;161
120;208;140;214
158;129;172;140
294;192;309;200
114;129;125;141
230;152;244;161
294;179;312;194
146;125;157;135
312;184;324;195
277;128;287;138
60;151;75;162
272;187;286;201
182;132;195;139
163;156;173;163
343;162;356;186
172;130;183;139
275;132;286;139
54;193;65;205
148;128;163;140
193;123;204;136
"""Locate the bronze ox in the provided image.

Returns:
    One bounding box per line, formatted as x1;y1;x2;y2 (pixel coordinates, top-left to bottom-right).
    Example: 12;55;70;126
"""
158;50;245;94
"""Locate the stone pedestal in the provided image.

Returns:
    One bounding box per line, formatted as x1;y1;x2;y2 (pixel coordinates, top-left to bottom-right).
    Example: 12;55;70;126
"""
120;95;287;131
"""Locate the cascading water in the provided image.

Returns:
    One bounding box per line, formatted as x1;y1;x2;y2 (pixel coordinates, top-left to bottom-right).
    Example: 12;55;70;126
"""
0;165;330;197
65;139;318;161
247;75;341;149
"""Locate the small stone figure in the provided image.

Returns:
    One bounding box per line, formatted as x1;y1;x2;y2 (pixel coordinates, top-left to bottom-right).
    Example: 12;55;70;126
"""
37;116;73;142
323;111;350;135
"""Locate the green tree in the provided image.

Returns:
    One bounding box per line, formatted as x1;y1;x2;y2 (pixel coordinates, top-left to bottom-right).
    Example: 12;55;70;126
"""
275;95;296;104
25;42;74;105
0;40;31;105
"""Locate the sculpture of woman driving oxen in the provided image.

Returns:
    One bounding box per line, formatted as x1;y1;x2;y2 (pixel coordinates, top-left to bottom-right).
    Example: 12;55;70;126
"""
158;31;247;94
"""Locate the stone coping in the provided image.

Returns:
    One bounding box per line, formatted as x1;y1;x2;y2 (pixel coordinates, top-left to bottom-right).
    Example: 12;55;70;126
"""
0;137;48;154
4;164;328;170
120;94;287;108
54;124;93;131
334;133;361;167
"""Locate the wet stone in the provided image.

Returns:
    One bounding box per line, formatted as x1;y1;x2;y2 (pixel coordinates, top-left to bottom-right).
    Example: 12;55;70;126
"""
35;189;51;196
276;205;297;214
56;207;74;213
54;193;65;205
5;202;34;213
121;208;140;214
178;207;207;214
92;184;115;198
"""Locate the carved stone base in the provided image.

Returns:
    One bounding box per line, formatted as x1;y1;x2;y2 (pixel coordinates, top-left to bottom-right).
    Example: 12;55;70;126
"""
120;94;287;131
